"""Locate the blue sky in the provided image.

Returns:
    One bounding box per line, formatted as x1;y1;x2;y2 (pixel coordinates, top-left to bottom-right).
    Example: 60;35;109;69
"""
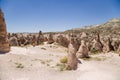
0;0;120;32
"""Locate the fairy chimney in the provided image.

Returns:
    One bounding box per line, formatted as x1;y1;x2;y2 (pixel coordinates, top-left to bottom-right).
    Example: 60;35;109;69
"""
91;33;103;52
103;37;114;53
47;33;54;44
92;39;103;52
80;32;87;39
76;40;89;58
37;30;44;45
0;9;10;53
66;37;78;70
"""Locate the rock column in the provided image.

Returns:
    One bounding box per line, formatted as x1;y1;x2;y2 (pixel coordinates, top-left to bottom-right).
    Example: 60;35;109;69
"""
0;9;10;53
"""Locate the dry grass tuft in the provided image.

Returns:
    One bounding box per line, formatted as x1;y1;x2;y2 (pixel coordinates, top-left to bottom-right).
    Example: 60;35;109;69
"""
60;56;68;63
15;63;24;69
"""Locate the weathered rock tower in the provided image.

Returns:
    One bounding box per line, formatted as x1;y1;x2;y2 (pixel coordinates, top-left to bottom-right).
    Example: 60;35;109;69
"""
0;9;10;53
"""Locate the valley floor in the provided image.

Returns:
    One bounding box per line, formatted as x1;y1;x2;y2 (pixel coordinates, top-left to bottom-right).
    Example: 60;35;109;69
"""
0;44;120;80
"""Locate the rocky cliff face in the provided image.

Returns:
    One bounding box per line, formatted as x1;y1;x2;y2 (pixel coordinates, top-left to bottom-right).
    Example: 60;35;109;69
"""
0;9;10;53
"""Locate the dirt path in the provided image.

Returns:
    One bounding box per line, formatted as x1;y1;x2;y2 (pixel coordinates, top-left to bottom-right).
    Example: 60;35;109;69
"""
0;45;120;80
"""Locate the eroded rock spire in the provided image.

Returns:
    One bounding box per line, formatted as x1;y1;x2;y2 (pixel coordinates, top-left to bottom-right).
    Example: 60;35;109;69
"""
0;9;10;53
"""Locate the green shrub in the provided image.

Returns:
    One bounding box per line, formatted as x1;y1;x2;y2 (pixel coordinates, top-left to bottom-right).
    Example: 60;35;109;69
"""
90;48;99;54
60;56;68;63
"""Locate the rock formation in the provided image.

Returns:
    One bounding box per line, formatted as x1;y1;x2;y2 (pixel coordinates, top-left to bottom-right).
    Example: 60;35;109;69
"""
103;37;114;53
37;31;44;45
117;44;120;53
91;33;103;52
66;37;78;70
9;36;18;46
47;33;54;44
76;40;89;58
56;35;69;47
0;9;10;53
19;34;26;46
112;41;119;51
80;32;87;39
32;35;37;47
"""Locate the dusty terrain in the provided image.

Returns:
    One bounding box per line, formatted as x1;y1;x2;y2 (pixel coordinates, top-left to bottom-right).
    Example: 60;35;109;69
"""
0;44;120;80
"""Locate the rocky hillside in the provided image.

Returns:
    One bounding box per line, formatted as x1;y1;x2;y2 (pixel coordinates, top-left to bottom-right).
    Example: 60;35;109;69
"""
65;18;120;39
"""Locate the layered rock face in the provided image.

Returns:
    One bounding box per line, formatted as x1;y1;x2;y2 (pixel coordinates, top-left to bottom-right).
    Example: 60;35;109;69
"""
0;9;10;53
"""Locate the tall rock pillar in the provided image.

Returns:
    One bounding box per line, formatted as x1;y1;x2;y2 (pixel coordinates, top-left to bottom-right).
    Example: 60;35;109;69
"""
0;9;10;53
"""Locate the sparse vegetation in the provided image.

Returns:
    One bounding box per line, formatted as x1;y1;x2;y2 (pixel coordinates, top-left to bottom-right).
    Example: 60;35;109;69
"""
90;48;99;54
46;59;53;63
15;63;24;69
82;57;106;61
33;59;53;66
54;56;69;71
56;63;66;71
60;56;68;63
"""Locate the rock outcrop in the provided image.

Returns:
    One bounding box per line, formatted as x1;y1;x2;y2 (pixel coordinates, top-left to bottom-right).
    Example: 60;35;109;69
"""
76;40;89;58
91;33;103;53
37;31;44;45
66;37;78;70
0;9;10;53
47;33;54;44
103;37;114;53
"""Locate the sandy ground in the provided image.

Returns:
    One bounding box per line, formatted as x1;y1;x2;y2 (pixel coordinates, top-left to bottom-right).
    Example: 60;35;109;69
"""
0;44;120;80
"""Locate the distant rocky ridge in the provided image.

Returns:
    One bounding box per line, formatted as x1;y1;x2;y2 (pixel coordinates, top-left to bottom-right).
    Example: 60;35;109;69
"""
108;18;120;23
10;18;120;35
99;18;120;28
70;18;120;30
65;18;120;39
10;18;120;40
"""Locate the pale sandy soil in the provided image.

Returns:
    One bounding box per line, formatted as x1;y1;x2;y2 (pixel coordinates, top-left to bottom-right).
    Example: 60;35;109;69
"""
0;44;120;80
